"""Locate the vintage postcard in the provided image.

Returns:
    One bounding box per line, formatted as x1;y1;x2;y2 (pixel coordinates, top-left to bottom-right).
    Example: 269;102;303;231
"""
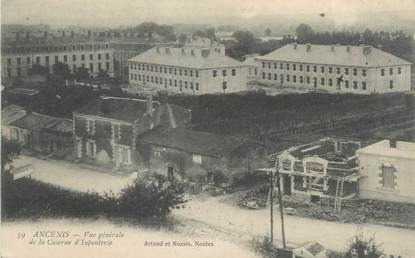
1;0;415;257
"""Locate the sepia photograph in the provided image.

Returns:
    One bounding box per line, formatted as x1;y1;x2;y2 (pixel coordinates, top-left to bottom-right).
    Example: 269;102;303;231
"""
1;0;415;257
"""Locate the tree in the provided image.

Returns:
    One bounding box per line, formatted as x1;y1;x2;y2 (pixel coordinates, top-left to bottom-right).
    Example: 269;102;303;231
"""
296;23;314;43
117;173;186;219
52;62;71;79
29;64;49;76
97;69;109;78
178;33;188;47
265;28;271;36
1;137;21;173
73;66;89;80
228;30;261;59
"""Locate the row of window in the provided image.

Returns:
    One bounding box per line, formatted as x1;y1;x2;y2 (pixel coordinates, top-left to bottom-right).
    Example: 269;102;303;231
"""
7;53;111;66
212;69;236;77
262;72;396;90
130;73;200;91
261;62;403;76
6;62;110;77
130;63;200;77
3;43;110;54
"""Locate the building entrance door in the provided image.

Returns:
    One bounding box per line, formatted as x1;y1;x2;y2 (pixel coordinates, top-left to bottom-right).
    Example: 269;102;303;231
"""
167;165;174;181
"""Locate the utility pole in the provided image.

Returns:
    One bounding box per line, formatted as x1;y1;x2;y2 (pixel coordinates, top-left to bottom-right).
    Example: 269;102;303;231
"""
270;170;274;243
275;159;287;248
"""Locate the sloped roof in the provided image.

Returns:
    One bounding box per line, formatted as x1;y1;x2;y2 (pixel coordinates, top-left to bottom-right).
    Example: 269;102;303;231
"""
129;47;245;69
44;119;73;135
257;43;411;67
137;127;246;157
10;112;57;131
1;105;26;125
75;96;158;122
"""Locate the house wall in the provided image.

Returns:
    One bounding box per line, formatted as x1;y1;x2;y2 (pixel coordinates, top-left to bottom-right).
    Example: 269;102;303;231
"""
257;60;411;94
358;152;415;203
128;63;249;95
73;114;136;168
199;67;249;94
2;41;114;79
136;144;225;182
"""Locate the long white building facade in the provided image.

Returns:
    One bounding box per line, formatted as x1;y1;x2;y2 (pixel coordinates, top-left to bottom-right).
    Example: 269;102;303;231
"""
128;46;249;95
256;43;411;94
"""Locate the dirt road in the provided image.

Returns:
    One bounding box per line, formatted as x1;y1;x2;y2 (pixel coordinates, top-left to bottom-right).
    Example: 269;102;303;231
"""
174;196;415;257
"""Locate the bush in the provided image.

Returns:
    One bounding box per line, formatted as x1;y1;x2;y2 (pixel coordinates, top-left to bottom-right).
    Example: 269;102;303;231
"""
345;234;385;258
116;174;186;219
1;173;186;221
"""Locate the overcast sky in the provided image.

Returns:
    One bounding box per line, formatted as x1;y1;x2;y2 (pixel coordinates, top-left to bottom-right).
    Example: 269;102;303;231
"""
2;0;415;27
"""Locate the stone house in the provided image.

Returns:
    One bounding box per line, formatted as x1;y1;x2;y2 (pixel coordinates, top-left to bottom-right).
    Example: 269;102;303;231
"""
8;112;73;156
136;126;266;184
73;95;191;170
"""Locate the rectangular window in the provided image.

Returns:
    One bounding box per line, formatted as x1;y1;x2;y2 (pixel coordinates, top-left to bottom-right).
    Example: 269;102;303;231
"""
193;154;202;164
321;78;325;85
262;72;266;79
286;74;290;82
337;67;341;74
86;120;95;134
299;64;303;71
362;81;367;90
89;63;94;72
381;68;385;76
81;54;85;61
362;69;367;77
389;68;393;75
328;78;332;86
262;62;265;68
353;81;358;89
36;56;40;64
27;57;31;64
328;67;333;74
280;63;284;70
274;63;277;69
195;71;199;77
353;68;357;76
195;83;199;91
398;67;401;74
222;70;227;77
321;66;325;73
106;53;110;59
381;165;396;189
293;75;296;83
345;68;349;75
286;63;290;70
306;76;310;84
299;76;303;83
274;74;277;80
268;63;271;69
17;57;21;65
293;64;296;71
7;58;11;65
232;69;236;76
390;80;394;89
98;54;101;60
213;70;217;77
306;65;310;72
184;70;188;76
89;54;93;60
106;62;110;71
72;55;76;61
268;73;271;80
313;66;317;72
345;80;349;88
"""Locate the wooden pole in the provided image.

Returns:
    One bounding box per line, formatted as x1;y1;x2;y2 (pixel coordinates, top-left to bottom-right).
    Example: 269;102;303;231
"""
276;164;287;248
270;171;274;243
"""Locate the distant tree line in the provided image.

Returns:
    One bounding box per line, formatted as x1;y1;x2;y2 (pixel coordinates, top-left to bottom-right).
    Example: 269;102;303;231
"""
125;22;176;41
295;23;414;62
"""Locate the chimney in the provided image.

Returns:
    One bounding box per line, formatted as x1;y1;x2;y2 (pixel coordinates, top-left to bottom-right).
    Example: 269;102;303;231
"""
331;45;335;51
26;32;30;40
201;49;210;57
346;46;351;52
146;94;153;116
363;46;372;55
306;43;311;52
293;43;297;49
